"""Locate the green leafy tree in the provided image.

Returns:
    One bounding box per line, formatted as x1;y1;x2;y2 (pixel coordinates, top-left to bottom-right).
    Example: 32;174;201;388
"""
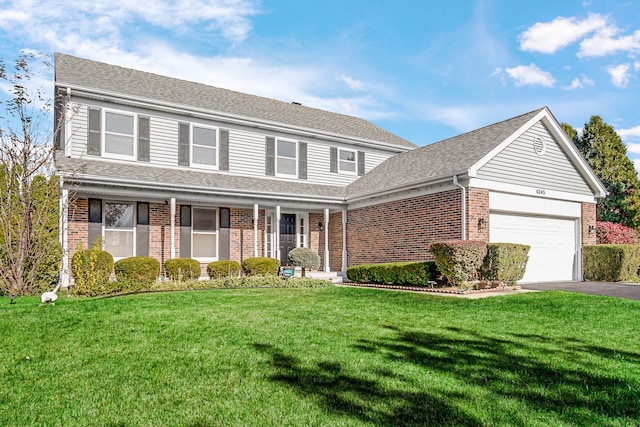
0;52;64;295
564;116;640;229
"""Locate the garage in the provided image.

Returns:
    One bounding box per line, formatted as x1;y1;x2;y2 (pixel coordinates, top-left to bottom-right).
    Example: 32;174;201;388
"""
489;192;581;283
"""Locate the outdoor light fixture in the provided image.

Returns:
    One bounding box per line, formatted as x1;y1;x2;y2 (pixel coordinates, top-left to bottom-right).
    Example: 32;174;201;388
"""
477;218;486;230
318;222;324;232
588;225;596;235
9;294;16;304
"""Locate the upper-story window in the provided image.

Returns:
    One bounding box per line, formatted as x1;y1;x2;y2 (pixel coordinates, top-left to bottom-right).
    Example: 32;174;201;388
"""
339;149;356;174
192;125;218;168
276;139;297;176
104;111;135;159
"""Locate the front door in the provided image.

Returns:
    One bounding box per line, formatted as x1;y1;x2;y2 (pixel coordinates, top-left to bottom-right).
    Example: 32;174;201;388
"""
279;213;296;265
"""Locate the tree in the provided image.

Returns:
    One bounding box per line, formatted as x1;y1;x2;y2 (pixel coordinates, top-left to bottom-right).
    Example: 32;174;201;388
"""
0;52;63;296
564;116;640;229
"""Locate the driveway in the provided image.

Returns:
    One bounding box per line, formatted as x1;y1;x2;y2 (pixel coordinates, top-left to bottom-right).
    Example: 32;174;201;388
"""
520;281;640;300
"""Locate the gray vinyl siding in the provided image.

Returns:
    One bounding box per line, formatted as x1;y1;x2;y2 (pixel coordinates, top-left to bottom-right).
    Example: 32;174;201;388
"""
148;116;178;164
228;130;268;176
477;121;593;195
69;104;88;157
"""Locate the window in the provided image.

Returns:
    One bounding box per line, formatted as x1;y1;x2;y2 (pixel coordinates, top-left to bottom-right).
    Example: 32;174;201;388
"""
104;111;135;158
276;139;297;176
339;149;356;173
265;214;274;258
104;202;135;258
192;207;218;260
192;125;217;168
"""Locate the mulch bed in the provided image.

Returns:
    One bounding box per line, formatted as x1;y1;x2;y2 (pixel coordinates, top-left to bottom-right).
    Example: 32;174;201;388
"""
339;282;521;295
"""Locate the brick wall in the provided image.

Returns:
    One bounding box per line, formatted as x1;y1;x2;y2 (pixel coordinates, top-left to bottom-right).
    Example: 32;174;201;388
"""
467;188;490;241
329;212;343;271
581;202;597;246
67;198;88;264
346;189;463;265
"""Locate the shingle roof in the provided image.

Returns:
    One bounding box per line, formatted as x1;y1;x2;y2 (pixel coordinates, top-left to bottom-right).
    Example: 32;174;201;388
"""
54;53;416;150
56;156;347;200
346;108;544;198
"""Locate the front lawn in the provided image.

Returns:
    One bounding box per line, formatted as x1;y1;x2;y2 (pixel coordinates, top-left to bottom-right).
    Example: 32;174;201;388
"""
1;287;638;426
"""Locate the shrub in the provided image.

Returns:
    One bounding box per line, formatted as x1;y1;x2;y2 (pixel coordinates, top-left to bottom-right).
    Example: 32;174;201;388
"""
480;243;530;285
596;221;640;244
287;248;321;277
207;260;242;279
584;244;640;282
114;256;160;285
242;257;280;276
165;258;201;281
346;261;435;286
71;246;114;296
148;275;333;291
430;240;487;286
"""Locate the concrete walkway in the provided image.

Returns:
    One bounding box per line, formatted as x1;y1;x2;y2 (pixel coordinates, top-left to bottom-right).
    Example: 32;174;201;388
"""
520;281;640;300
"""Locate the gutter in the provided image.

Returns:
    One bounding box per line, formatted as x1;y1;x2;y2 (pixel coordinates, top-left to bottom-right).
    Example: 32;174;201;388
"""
452;175;466;240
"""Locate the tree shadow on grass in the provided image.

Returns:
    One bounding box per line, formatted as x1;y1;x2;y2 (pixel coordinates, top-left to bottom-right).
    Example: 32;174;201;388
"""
254;326;639;426
253;343;482;426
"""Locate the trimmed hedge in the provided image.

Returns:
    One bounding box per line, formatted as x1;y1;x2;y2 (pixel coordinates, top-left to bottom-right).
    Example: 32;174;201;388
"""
207;260;242;279
114;256;161;285
481;243;530;285
164;258;201;281
430;240;487;285
347;261;436;286
70;248;114;296
148;275;333;291
242;257;280;276
584;244;640;282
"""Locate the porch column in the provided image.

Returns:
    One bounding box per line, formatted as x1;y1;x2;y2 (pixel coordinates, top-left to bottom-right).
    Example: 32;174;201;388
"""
253;203;259;258
324;208;330;272
342;209;348;273
59;183;69;288
275;205;281;262
170;198;176;259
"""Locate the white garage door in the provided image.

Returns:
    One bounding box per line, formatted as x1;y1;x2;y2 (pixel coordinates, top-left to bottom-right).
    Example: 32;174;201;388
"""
490;213;577;282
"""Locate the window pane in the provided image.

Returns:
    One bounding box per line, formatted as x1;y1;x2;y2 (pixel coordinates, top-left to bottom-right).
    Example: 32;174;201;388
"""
105;230;134;257
277;140;296;158
192;146;216;166
277;157;296;175
105;134;134;156
193;208;216;231
105;203;134;228
193;233;217;258
340;160;356;172
193;127;217;148
340;150;355;161
105;112;133;135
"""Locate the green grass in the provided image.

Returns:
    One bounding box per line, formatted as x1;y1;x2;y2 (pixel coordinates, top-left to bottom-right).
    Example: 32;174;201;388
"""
1;287;639;426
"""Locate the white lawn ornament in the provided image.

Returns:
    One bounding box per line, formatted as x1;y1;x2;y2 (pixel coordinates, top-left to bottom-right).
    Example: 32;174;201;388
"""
41;291;58;304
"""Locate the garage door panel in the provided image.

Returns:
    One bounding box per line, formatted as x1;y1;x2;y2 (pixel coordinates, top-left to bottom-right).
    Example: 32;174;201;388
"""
490;213;576;282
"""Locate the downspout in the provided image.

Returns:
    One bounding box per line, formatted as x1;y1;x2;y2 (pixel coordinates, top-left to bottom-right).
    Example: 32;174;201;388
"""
170;198;176;259
452;175;466;240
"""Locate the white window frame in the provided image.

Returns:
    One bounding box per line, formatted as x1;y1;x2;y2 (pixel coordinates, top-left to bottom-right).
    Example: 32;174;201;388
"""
264;212;275;258
102;201;136;261
191;124;219;170
102;109;137;160
276;138;298;178
297;213;308;248
191;207;219;263
338;148;357;175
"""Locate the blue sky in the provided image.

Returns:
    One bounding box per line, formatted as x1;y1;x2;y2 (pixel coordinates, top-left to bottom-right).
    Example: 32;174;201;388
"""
1;0;640;170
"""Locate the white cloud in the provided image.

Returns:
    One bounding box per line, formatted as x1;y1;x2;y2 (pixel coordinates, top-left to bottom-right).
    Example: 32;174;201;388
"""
336;74;364;91
619;125;640;139
519;14;608;54
607;63;631;88
634;159;640;175
562;76;595;90
505;64;555;87
579;28;640;57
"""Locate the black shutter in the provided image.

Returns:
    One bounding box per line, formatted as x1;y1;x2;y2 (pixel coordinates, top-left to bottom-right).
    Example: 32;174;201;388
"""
178;122;190;166
87;107;101;156
330;147;338;173
298;141;307;180
138;116;150;162
265;136;275;176
219;208;230;260
358;151;366;176
88;198;102;249
54;89;65;151
180;205;191;258
136;202;149;256
220;129;229;171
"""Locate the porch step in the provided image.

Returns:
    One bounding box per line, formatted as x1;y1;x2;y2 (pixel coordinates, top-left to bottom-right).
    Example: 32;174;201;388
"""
305;271;344;284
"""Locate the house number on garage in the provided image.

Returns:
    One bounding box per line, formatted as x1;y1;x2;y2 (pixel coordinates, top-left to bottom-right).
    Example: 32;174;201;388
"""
536;189;546;195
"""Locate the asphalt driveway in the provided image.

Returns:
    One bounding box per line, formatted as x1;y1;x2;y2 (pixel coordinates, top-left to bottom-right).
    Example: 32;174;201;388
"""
521;281;640;300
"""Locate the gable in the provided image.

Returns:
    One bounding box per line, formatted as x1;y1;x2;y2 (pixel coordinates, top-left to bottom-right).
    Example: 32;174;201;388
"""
476;120;593;196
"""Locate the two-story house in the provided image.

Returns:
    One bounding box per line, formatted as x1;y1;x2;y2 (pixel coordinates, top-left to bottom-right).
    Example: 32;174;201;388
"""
55;53;606;285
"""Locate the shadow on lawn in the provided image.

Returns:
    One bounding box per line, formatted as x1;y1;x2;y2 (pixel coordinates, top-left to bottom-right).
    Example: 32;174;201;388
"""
254;326;640;426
